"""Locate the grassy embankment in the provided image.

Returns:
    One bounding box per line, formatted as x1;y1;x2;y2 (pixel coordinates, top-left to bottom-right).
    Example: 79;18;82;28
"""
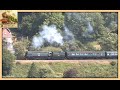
6;60;118;78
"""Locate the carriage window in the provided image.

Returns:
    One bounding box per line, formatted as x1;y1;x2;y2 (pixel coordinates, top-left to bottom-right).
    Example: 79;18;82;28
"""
84;53;88;55
38;53;41;56
76;53;79;55
72;53;75;55
115;53;117;55
111;53;115;55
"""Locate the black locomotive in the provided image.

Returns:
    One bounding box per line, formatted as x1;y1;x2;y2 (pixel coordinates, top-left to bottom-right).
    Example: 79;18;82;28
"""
25;51;118;60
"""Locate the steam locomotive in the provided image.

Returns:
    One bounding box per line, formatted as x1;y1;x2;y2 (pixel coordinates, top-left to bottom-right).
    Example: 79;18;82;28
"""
25;51;118;60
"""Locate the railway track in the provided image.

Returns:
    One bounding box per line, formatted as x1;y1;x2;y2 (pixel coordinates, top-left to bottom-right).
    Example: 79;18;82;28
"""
15;59;117;64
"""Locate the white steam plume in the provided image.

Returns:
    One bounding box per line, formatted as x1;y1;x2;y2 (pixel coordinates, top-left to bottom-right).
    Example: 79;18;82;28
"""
87;22;93;33
32;25;63;48
63;26;74;41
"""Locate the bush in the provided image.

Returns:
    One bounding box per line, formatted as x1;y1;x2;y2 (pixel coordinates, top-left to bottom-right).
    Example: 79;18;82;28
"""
27;63;38;78
110;61;116;66
48;62;53;65
38;68;51;78
63;68;78;78
41;46;63;52
14;42;26;60
14;39;30;60
16;62;21;65
2;48;16;76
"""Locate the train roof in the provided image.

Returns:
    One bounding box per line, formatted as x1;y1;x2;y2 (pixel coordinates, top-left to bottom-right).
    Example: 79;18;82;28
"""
106;51;118;53
27;51;65;53
67;51;105;53
27;51;51;53
27;51;117;53
27;51;49;52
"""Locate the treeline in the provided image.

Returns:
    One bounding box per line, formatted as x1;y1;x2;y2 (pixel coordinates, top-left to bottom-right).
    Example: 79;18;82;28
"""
17;12;118;51
8;12;118;60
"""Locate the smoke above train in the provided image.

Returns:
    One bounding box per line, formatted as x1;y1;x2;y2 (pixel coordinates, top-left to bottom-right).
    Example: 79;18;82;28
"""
32;25;64;48
32;22;93;48
32;25;76;48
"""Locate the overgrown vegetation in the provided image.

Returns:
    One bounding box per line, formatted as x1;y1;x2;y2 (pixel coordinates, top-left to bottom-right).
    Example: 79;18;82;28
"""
110;61;116;66
11;12;118;53
41;46;63;52
27;63;38;78
9;61;117;78
38;68;52;78
14;38;30;59
2;12;118;78
2;48;16;76
63;68;78;78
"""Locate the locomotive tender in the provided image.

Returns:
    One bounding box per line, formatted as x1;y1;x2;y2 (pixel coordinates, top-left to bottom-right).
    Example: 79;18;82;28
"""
25;51;118;60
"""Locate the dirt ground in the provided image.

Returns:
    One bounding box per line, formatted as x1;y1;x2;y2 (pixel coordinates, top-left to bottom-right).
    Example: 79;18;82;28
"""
15;59;117;64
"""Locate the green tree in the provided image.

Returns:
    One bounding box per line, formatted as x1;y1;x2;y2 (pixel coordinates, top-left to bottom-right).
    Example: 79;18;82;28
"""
64;12;118;51
19;12;64;38
2;48;16;76
102;12;118;34
14;39;30;60
27;63;38;78
98;33;118;51
41;46;63;52
61;41;84;51
14;42;26;60
18;12;118;51
65;13;105;41
38;68;51;78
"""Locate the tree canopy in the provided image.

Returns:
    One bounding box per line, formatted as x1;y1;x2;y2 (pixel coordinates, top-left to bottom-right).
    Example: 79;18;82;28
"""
16;12;118;51
2;48;16;76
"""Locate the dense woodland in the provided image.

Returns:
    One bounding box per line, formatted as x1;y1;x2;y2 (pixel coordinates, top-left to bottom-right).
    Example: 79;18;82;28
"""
17;12;118;50
3;12;118;60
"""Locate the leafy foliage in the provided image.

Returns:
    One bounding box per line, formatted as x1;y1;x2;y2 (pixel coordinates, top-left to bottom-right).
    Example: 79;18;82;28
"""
110;61;116;66
27;63;38;78
5;12;118;78
2;48;16;76
61;41;81;51
14;39;30;59
98;33;118;50
64;12;117;51
19;13;64;38
38;68;51;78
41;46;63;52
17;12;118;51
10;61;118;78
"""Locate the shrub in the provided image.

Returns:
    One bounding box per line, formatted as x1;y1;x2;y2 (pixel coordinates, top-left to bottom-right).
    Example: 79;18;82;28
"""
14;42;26;60
38;68;51;78
14;39;30;60
41;46;63;52
16;62;21;65
110;61;116;66
2;48;16;76
63;68;78;78
27;63;38;78
48;62;53;65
